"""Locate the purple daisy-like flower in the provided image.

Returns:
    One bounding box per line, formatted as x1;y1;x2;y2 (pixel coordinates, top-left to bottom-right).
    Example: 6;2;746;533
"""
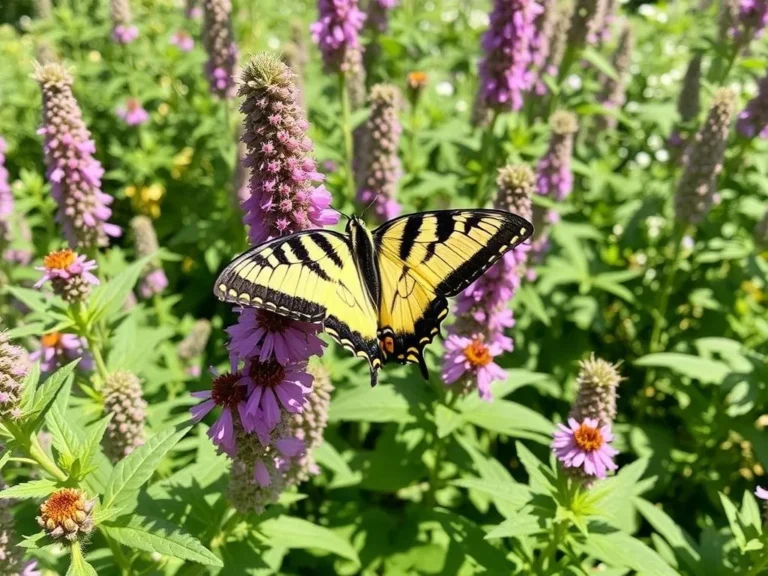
29;332;92;374
170;30;195;52
34;248;99;303
226;308;325;365
311;0;366;73
238;358;313;434
442;334;507;400
552;417;618;479
116;98;149;126
190;369;250;456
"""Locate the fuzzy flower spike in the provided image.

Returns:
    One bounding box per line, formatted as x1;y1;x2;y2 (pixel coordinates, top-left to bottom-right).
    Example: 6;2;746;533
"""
35;63;121;249
311;0;366;73
202;0;238;98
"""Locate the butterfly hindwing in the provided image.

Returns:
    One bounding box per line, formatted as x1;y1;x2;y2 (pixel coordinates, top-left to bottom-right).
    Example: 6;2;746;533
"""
373;209;533;373
214;230;382;380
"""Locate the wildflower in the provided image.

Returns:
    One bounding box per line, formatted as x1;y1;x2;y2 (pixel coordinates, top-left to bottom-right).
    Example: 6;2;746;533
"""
495;164;535;222
552;417;618;479
34;63;121;249
537;110;578;200
177;319;212;361
115;98;149;126
477;0;541;113
37;488;94;542
366;0;398;33
594;24;632;131
570;354;621;427
185;0;202;19
678;54;703;124
737;75;768;139
226;309;324;366
756;486;768;521
0;138;11;243
344;47;367;111
237;53;338;245
102;371;146;462
566;0;608;49
34;249;99;303
407;71;428;101
110;0;139;44
0;331;27;421
442;334;507;400
356;84;403;222
540;7;569;80
529;0;557;94
675;88;735;226
125;183;165;218
280;44;306;111
726;0;768;40
29;332;91;374
311;0;366;73
130;216;168;298
4;219;32;266
170;30;194;52
190;369;250;456
201;0;238;98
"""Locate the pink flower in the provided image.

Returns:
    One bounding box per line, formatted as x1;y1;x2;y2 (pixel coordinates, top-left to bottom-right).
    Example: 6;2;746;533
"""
112;24;139;44
190;370;250;456
116;98;149;126
442;334;507;400
552;417;618;479
170;30;194;52
29;333;92;374
34;249;99;288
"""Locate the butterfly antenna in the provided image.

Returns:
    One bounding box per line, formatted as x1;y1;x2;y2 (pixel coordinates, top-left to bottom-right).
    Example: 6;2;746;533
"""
361;192;382;219
330;205;350;223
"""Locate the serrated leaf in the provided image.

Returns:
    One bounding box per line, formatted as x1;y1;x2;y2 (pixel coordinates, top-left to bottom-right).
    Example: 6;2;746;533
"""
313;441;362;489
102;515;222;566
515;441;555;492
720;492;746;549
78;415;112;477
46;401;84;472
485;511;543;540
259;516;360;566
460;399;553;442
434;404;463;438
18;362;41;415
3;286;52;315
0;479;58;499
27;359;79;424
451;478;532;510
87;254;154;326
634;353;729;384
0;451;10;472
18;532;47;549
103;424;190;513
740;490;762;532
585;528;678;576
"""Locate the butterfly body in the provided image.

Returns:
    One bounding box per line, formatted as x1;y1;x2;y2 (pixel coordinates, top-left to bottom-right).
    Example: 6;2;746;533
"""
214;209;533;387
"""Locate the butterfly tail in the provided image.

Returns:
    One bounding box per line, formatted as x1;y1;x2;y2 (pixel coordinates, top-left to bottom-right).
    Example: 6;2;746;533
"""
417;355;429;380
369;357;382;387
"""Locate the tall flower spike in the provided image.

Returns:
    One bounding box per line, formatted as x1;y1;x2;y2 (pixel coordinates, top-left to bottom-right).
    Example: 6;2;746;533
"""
541;7;569;80
594;23;632;131
37;488;94;542
178;319;212;361
356;84;403;222
536;110;578;201
569;354;621;427
0;331;27;421
566;0;608;49
102;371;147;462
344;47;367;111
367;0;398;33
34;249;99;303
35;63;121;249
678;53;703;123
202;0;238;99
0;138;12;244
311;0;366;73
529;0;558;95
238;53;338;245
477;0;541;113
110;0;139;44
674;88;735;227
737;75;768;139
130;216;168;298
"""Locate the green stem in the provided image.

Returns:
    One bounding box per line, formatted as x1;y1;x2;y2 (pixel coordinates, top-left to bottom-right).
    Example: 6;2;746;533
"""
474;110;500;206
339;72;356;203
72;302;109;382
649;223;686;355
104;533;133;575
25;429;68;482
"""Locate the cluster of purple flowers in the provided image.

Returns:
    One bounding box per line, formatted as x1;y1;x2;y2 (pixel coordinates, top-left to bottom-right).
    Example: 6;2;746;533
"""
110;0;139;44
311;0;366;73
35;63;121;250
30;332;92;374
115;98;149;126
170;29;195;52
201;0;238;98
737;75;768;139
366;0;398;34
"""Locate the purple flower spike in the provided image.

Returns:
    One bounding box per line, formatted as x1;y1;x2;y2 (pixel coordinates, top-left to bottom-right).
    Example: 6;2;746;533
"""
34;248;99;303
130;216;168;299
477;0;541;113
552;417;618;479
110;0;139;44
116;98;149;126
737;75;768;139
35;63;121;249
536;110;578;201
311;0;366;73
202;0;238;98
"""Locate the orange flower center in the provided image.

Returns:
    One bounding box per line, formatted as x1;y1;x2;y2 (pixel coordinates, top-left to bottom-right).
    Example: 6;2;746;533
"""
41;332;62;348
463;339;492;368
41;489;85;524
573;424;604;452
43;249;76;270
408;71;428;88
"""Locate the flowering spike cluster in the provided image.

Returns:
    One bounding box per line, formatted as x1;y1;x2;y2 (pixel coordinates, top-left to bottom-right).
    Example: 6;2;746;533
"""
344;47;367;111
569;354;622;427
35;63;121;249
37;488;94;542
34;249;99;303
311;0;366;73
102;371;147;462
0;331;27;421
178;319;213;361
722;0;768;41
202;0;238;98
110;0;139;44
737;75;768;139
185;0;202;19
29;332;91;374
477;0;541;113
594;24;632;131
678;54;703;123
442;164;535;400
238;54;338;245
537;110;578;201
0;138;11;244
356;84;402;222
566;0;608;49
596;0;619;44
529;0;557;95
35;0;52;18
675;88;735;227
541;7;569;80
367;0;398;33
130;216;168;298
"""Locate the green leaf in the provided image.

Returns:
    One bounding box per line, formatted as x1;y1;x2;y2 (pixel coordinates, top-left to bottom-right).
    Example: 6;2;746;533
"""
740;490;763;532
434;404;463;438
102;515;222;567
67;542;98;576
585;528;678;576
259;516;360;566
79;415;112;476
18;362;41;414
0;451;11;473
313;441;362;489
516;284;551;326
18;533;46;549
27;359;79;425
3;286;52;315
451;478;532;511
515;441;555;492
720;492;746;549
0;479;58;499
485;511;543;540
103;424;190;513
582;47;619;81
634;353;730;384
634;497;701;572
46;401;84;472
87;254;154;326
329;384;415;423
459;399;552;443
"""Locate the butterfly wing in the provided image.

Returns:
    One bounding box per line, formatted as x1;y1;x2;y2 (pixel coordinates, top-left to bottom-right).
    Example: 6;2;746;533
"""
373;209;533;376
214;230;382;383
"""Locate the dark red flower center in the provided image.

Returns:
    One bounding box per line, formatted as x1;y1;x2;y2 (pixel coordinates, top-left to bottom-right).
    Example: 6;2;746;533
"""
211;372;247;408
463;338;492;368
257;309;293;333
247;358;286;388
573;424;604;452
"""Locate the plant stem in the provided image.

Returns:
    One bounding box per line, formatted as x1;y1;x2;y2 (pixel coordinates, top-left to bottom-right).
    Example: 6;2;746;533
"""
339;71;356;203
27;432;68;482
474;110;500;206
649;223;686;355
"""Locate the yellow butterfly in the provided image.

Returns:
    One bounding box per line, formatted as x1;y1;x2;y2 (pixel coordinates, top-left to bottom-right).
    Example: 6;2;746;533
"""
214;209;533;386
